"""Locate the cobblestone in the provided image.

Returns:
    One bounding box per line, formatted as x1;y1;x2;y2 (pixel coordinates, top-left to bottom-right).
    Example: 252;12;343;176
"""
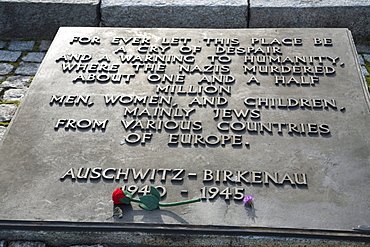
357;44;370;53
22;52;45;62
0;127;6;142
0;38;49;142
363;54;370;62
0;50;22;62
358;54;365;64
8;40;35;51
0;75;31;88
0;104;17;122
0;63;14;75
2;88;28;102
15;62;40;75
0;41;6;49
361;66;370;76
358;54;370;76
39;40;52;51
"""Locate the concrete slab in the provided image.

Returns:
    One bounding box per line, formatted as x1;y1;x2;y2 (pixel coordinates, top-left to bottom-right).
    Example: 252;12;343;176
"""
0;0;100;38
249;0;370;41
101;0;248;28
0;28;369;234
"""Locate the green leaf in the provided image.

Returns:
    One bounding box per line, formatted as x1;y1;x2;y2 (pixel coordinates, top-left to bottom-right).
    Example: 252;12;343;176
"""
139;195;159;210
150;186;161;201
119;196;131;205
123;191;133;199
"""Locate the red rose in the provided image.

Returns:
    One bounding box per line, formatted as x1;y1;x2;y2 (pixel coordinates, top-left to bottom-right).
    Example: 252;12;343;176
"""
112;188;127;204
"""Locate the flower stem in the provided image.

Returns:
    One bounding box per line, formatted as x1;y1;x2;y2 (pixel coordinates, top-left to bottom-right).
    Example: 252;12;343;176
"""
158;198;201;207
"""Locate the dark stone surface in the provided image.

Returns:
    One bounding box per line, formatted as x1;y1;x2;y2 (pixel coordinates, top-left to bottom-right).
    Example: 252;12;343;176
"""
0;0;100;38
249;1;370;41
101;0;248;28
0;0;368;41
357;45;370;54
0;28;369;232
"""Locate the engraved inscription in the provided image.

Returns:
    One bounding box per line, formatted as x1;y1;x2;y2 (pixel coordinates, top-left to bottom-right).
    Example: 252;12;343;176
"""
54;31;352;201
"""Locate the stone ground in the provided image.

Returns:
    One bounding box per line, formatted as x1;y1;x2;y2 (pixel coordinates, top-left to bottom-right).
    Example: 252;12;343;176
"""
0;39;50;140
0;38;369;246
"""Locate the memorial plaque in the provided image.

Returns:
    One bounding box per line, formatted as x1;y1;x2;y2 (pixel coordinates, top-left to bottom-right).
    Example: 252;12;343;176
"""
0;28;369;232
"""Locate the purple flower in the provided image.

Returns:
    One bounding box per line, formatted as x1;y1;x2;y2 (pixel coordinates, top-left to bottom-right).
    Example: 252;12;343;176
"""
243;195;254;206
